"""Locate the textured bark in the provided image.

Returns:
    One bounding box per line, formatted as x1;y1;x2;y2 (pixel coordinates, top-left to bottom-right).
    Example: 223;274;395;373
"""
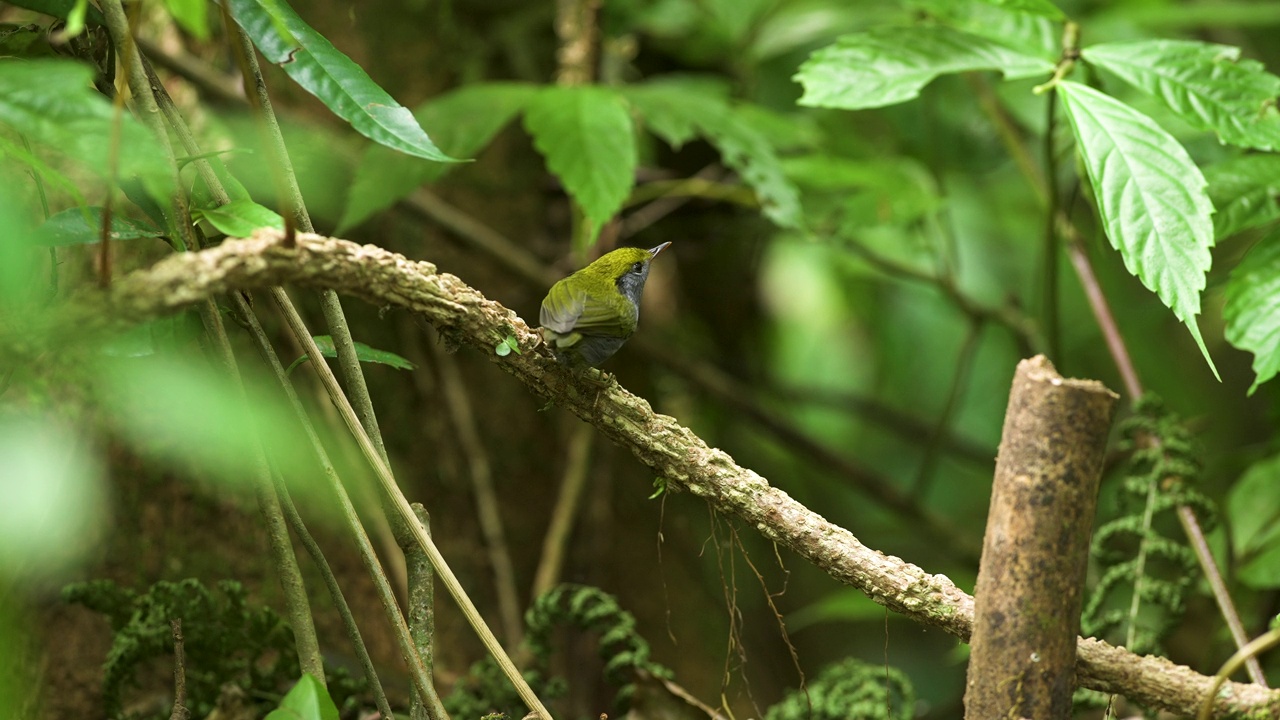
964;356;1118;720
25;231;1280;719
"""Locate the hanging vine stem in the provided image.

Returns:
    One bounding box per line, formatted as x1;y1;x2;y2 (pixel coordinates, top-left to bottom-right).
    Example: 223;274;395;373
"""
97;0;327;683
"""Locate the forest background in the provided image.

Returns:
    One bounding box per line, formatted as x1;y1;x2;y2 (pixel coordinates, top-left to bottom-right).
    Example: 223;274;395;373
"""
4;0;1280;718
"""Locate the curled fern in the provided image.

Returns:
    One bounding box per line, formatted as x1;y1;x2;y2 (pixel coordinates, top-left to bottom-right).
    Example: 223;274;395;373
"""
764;658;913;720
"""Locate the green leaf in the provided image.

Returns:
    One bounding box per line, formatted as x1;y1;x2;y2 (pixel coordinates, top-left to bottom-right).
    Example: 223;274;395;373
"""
34;207;164;246
1224;229;1280;394
1082;40;1280;151
1057;80;1218;379
265;674;339;720
626;79;802;229
285;335;416;374
975;0;1064;19
163;0;209;40
102;356;318;493
1228;452;1280;588
339;82;537;233
193;199;285;237
1204;155;1280;239
0;59;171;201
0;411;106;580
794;25;1055;110
226;0;455;163
5;0;106;26
494;335;520;357
523;85;637;242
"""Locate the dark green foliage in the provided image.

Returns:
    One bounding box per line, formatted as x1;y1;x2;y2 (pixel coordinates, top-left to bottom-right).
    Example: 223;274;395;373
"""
764;658;914;720
1081;396;1214;656
445;584;670;719
63;578;365;720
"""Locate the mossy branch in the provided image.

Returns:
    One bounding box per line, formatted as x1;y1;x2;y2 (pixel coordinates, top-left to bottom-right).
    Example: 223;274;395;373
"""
28;230;1280;719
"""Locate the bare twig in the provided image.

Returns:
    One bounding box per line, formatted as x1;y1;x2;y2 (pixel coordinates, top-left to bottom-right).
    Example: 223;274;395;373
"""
430;331;525;648
532;423;595;599
169;619;189;720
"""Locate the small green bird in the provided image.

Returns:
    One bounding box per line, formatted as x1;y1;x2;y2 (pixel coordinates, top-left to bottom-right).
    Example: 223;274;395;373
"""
540;242;671;371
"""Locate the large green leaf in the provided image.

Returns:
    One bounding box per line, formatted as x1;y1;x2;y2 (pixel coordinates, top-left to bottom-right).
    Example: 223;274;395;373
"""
338;82;537;232
193;199;284;237
1204;155;1280;240
265;675;339;720
1057;80;1218;378
34;207;165;246
1224;229;1280;394
286;335;416;374
1083;40;1280;152
794;25;1054;110
625;79;802;229
523;85;637;241
0;59;170;200
975;0;1064;19
226;0;454;163
163;0;210;40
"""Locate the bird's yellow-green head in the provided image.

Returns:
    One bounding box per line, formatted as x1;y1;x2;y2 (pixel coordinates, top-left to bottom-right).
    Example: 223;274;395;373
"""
539;242;671;370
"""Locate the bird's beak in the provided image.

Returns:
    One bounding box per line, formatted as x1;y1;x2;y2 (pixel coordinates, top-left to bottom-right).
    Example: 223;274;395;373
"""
648;242;672;257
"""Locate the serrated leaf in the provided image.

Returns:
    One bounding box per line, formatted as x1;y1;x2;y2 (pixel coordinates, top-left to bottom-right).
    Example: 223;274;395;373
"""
265;675;339;720
34;207;164;246
794;25;1054;110
1083;40;1280;151
1204;154;1280;239
1224;229;1280;394
285;335;416;374
915;0;1060;62
0;59;170;201
1057;80;1219;379
339;82;536;232
163;0;209;40
523;85;637;241
194;199;284;237
626;79;802;229
226;0;455;163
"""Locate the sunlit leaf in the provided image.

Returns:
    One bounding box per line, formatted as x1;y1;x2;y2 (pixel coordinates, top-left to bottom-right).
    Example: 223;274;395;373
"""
285;335;416;374
626;78;802;229
1083;40;1280;151
1057;80;1218;378
34;207;164;246
0;59;171;200
163;0;209;40
193;199;285;238
1224;229;1280;394
265;674;339;720
0;412;106;580
795;25;1054;110
226;0;456;163
523;85;637;242
1204;155;1280;239
339;82;536;232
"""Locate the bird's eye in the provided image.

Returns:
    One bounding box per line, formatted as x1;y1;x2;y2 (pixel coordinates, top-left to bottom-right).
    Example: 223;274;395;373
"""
631;262;643;274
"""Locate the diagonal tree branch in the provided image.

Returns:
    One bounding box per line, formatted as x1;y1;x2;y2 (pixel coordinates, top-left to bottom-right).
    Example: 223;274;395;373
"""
29;230;1280;719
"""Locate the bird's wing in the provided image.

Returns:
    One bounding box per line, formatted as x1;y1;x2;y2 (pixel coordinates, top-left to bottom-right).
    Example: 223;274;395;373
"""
540;280;628;337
